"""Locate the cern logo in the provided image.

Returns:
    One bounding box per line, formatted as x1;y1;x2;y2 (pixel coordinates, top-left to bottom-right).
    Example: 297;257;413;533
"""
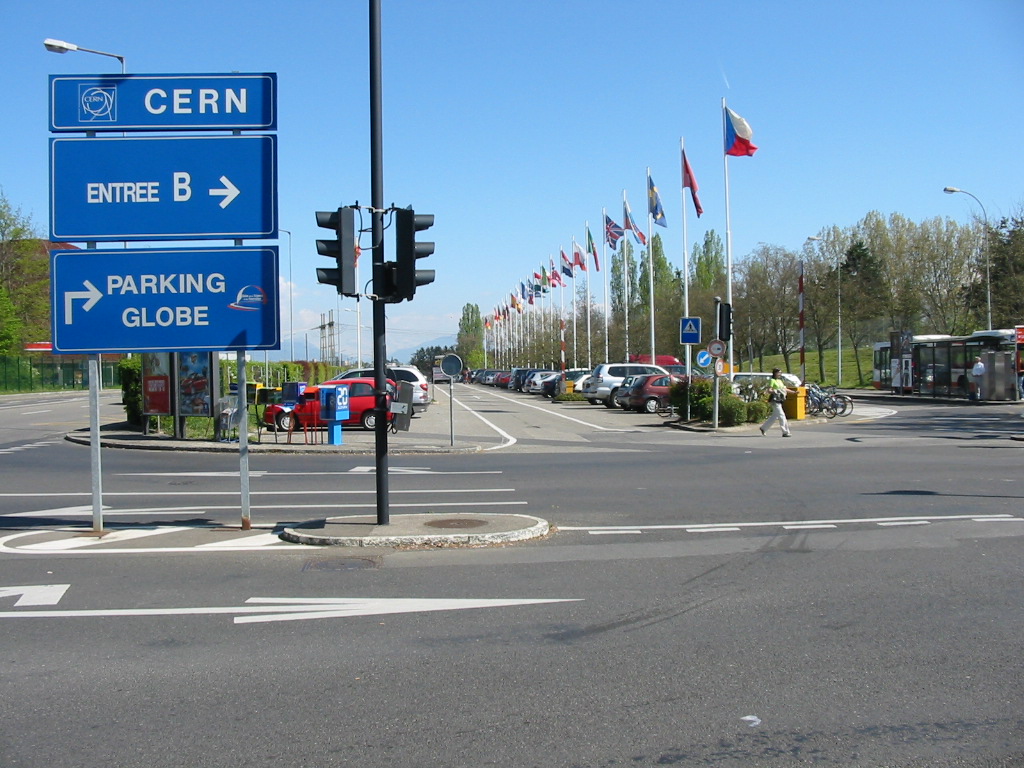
79;86;115;122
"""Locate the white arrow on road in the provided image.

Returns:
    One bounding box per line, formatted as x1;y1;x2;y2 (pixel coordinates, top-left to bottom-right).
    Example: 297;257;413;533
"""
63;280;102;324
0;596;578;625
0;584;70;607
208;175;240;208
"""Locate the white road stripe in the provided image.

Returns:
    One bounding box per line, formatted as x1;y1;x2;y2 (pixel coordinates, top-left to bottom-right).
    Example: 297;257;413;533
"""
20;526;191;550
196;533;285;548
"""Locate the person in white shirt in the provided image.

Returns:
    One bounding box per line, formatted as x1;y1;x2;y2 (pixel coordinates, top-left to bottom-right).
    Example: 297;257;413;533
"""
971;356;986;400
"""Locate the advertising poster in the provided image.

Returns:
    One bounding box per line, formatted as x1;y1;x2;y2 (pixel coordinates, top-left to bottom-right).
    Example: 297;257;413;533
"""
142;352;172;415
176;350;214;416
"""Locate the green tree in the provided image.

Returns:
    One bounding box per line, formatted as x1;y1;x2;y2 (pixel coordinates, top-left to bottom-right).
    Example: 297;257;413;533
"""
0;284;22;354
455;303;484;369
986;210;1024;328
0;191;47;348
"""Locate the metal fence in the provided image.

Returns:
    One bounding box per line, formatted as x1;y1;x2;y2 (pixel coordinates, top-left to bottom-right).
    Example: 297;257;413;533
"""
0;355;121;393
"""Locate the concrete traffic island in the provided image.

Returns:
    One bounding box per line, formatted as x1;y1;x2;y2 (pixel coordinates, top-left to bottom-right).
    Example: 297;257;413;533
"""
280;512;551;548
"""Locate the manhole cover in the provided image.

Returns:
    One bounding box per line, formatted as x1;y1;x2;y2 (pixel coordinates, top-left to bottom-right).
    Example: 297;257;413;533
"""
423;518;488;529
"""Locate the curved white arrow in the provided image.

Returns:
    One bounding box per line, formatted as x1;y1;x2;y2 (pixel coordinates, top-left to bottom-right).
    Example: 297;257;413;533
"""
63;280;103;324
209;175;240;208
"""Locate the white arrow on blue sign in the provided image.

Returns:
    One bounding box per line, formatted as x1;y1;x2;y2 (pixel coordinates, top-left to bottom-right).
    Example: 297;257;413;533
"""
50;246;280;353
49;134;277;241
696;350;713;368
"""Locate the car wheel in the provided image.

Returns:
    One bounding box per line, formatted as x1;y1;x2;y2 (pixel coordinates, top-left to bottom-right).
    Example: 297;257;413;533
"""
644;398;659;414
275;411;296;432
360;409;376;430
604;390;618;408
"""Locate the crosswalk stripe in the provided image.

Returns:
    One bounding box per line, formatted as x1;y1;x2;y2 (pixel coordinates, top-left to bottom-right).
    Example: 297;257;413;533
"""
20;526;191;550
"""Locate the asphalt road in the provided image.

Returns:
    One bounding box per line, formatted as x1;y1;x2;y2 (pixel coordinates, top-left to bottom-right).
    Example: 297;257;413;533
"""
0;387;1021;767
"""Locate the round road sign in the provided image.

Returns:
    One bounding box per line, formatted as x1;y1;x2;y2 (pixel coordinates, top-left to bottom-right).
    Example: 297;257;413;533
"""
440;353;463;377
696;350;712;368
707;339;726;358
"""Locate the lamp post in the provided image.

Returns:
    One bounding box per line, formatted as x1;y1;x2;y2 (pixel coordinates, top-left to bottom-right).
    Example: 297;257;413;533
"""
944;187;991;330
279;228;294;361
43;38;125;73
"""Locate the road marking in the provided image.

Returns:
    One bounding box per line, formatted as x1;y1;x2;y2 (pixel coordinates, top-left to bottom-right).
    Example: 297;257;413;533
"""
0;596;580;625
0;488;516;499
565;514;1021;534
195;533;284;548
20;526;190;550
877;520;931;527
447;385;636;433
22;410;53;415
0;584;70;606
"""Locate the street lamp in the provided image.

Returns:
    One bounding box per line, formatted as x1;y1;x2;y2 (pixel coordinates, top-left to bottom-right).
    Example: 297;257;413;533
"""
279;229;294;361
944;187;991;330
43;38;125;73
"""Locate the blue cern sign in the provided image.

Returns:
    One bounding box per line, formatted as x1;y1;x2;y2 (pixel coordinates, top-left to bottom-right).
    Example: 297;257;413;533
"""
50;246;280;353
49;134;277;241
49;73;277;132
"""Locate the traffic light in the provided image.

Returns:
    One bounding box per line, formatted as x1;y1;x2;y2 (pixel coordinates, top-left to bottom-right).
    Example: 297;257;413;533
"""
390;207;435;302
717;301;732;342
315;206;358;297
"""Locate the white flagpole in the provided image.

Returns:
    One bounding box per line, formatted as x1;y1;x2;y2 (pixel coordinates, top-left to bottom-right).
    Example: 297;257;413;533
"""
569;242;578;369
646;168;656;364
584;223;593;370
601;208;610;364
722;98;735;377
622;191;631;363
680;138;691;382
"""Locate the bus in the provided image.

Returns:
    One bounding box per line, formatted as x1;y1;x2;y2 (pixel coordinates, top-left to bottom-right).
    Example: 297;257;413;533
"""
872;328;1021;400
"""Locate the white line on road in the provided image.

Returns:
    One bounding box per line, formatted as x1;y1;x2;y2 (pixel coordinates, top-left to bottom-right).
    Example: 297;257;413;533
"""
563;514;1020;534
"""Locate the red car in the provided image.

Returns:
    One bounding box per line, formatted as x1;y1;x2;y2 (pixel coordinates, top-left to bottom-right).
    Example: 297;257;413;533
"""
263;378;394;431
626;374;682;413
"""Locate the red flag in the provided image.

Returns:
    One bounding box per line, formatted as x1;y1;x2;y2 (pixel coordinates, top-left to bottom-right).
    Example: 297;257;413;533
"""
573;242;587;272
681;149;704;217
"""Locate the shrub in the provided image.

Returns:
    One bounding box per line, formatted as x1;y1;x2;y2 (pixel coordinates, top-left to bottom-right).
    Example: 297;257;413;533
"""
717;394;748;426
553;392;587;402
118;356;143;427
745;399;770;423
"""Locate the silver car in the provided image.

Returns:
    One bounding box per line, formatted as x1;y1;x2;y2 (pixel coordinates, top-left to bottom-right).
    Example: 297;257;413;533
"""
579;363;669;408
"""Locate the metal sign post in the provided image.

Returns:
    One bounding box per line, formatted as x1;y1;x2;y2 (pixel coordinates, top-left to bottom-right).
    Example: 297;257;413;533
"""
440;354;463;447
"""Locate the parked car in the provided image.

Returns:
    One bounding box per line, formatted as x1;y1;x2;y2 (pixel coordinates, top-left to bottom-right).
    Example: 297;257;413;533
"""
494;371;513;388
579;363;669;407
627;374;682;413
336;365;431;413
615;374;653;409
263;378;393;432
528;371;560;395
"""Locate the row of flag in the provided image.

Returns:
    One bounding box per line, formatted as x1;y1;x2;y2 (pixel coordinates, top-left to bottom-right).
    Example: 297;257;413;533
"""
487;105;758;325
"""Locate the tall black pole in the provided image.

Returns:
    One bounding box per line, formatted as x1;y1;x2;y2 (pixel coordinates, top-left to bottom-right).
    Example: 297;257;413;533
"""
370;0;389;524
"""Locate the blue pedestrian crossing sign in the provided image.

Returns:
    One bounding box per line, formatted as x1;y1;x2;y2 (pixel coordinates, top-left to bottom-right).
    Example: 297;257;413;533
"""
680;317;701;345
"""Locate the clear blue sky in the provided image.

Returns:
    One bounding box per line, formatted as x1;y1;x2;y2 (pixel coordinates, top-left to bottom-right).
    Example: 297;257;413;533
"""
4;0;1023;361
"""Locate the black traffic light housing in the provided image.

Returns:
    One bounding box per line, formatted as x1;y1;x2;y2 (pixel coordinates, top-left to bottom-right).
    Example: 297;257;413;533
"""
388;207;435;302
315;206;358;297
717;301;732;342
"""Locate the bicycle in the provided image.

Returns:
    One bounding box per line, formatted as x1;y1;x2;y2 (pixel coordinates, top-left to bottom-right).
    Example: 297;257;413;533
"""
824;385;854;417
806;384;838;418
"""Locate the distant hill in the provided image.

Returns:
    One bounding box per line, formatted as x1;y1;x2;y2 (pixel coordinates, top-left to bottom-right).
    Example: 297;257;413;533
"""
391;335;456;364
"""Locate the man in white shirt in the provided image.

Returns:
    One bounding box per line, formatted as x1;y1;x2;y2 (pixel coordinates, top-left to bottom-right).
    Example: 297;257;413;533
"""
971;356;986;400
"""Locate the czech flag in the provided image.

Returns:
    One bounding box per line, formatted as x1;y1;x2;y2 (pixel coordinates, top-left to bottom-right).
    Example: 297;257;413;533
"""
724;107;758;157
